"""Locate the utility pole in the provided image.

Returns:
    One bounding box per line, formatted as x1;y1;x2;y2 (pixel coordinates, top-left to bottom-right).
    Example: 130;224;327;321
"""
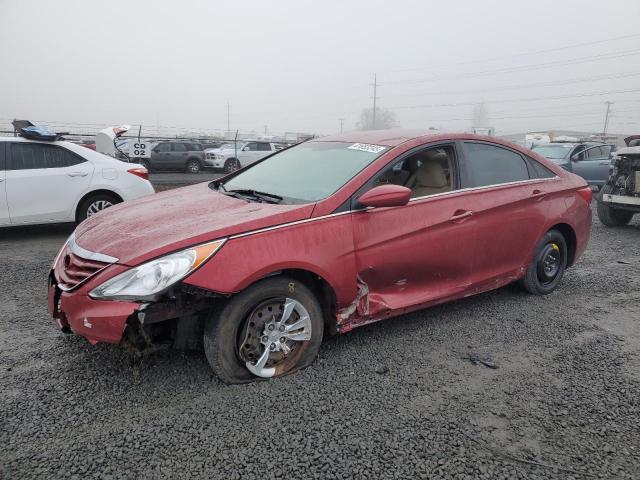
226;100;230;136
339;118;344;133
603;101;613;137
370;73;379;129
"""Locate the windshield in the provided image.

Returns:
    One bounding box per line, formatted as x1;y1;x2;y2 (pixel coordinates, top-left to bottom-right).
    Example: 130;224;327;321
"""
532;144;573;159
219;143;238;150
220;141;389;203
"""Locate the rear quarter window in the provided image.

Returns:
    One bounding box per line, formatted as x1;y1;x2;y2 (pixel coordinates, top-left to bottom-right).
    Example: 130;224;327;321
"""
526;156;556;179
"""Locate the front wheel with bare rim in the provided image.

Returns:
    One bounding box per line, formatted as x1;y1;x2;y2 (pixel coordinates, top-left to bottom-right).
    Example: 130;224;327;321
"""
204;276;324;383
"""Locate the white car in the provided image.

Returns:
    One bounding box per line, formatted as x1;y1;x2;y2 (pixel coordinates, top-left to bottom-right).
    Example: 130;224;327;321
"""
0;137;155;227
204;141;281;173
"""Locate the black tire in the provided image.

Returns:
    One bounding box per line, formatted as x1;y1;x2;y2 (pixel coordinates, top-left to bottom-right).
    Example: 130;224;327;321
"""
77;193;121;223
597;185;634;227
204;276;324;384
186;159;202;174
522;229;568;295
224;158;241;174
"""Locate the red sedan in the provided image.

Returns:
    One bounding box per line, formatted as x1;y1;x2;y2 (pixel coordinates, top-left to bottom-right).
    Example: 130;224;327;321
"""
48;130;592;383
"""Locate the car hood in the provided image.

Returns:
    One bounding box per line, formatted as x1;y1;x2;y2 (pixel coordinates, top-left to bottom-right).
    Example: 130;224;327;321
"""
74;182;315;266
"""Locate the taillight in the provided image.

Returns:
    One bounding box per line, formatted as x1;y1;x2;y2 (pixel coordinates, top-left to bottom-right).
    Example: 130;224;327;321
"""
576;186;593;204
127;167;149;181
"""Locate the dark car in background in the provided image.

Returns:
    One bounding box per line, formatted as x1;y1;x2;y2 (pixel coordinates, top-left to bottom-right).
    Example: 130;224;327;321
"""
142;141;205;173
532;142;613;188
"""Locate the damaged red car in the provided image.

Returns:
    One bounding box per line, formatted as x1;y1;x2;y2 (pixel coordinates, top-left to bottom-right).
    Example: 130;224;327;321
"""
48;131;592;383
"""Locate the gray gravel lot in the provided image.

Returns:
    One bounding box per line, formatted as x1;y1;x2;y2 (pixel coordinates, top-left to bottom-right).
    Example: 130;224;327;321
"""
1;203;639;479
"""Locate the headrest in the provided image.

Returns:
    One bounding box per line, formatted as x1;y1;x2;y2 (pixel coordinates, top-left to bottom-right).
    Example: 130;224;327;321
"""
416;161;448;188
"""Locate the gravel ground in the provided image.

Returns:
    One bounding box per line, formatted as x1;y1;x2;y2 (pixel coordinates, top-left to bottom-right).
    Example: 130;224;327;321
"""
1;204;639;479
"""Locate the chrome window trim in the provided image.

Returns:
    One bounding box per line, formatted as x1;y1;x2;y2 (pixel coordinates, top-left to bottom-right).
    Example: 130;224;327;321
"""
228;176;560;240
407;176;560;203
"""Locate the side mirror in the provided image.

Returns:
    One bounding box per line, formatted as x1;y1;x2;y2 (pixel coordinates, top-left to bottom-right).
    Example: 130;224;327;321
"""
571;154;580;162
358;185;411;209
242;146;249;151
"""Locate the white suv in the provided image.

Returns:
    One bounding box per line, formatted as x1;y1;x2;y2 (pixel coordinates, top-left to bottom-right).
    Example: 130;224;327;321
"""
204;141;281;173
0;137;155;227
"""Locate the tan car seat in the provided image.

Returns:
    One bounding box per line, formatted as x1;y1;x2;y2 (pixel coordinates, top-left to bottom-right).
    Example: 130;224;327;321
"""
407;151;451;198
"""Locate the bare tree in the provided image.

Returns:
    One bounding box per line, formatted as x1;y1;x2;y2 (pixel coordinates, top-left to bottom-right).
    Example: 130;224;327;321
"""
357;107;398;130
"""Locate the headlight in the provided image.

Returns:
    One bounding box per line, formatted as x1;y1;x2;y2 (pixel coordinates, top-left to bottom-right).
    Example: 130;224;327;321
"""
89;239;226;300
214;154;224;160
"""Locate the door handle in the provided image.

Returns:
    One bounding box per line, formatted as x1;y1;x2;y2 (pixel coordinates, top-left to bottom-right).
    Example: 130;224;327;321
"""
531;189;546;201
67;172;88;177
450;209;473;222
598;161;610;165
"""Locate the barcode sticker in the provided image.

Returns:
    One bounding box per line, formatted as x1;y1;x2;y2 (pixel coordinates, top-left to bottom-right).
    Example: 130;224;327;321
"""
348;143;387;154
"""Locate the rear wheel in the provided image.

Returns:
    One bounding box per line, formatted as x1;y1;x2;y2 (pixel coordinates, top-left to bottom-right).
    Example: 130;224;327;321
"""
522;229;567;295
77;193;120;223
597;185;634;227
186;159;201;174
204;276;324;384
224;158;241;173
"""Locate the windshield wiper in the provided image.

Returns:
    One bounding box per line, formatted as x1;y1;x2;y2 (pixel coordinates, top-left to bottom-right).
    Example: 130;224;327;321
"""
225;189;283;203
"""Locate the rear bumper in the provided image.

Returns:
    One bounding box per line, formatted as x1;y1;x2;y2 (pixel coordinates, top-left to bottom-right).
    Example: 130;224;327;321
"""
601;193;640;208
48;275;138;345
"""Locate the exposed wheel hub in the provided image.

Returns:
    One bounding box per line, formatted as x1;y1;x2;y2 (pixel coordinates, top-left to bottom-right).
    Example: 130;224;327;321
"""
238;298;312;378
538;242;561;282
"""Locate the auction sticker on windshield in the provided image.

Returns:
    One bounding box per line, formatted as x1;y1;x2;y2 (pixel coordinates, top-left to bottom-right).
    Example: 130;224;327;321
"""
348;143;387;154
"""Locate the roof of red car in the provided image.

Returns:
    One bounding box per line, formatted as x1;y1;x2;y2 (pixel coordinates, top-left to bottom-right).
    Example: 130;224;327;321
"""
314;129;442;147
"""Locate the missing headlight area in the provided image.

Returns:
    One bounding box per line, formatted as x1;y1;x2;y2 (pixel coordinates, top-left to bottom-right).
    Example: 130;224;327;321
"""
122;285;221;352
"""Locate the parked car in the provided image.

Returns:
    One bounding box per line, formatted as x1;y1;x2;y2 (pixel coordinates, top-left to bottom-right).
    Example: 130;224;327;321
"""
0;137;153;227
531;142;613;187
204;140;279;173
48;130;592;383
142;141;205;173
201;142;224;150
597;135;640;226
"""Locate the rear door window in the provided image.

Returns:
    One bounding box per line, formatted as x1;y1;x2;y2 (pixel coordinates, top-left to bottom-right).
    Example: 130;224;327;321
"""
9;143;86;170
462;142;530;188
586;146;604;160
173;143;187;152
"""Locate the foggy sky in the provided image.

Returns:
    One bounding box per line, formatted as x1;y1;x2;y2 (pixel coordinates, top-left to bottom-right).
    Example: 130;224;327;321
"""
1;0;640;136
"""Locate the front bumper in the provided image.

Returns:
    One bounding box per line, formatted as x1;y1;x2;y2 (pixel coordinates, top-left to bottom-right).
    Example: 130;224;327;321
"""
204;158;224;168
48;275;138;345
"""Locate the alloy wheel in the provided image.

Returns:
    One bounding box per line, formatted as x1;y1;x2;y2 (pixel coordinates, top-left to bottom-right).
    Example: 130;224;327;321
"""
86;200;113;217
237;297;312;378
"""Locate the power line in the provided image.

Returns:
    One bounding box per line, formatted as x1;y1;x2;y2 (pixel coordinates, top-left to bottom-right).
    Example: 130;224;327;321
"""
382;49;640;86
389;88;640;110
381;71;640;99
381;33;640;74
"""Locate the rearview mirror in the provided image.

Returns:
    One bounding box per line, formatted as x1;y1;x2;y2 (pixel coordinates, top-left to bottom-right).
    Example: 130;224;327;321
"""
358;185;411;209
